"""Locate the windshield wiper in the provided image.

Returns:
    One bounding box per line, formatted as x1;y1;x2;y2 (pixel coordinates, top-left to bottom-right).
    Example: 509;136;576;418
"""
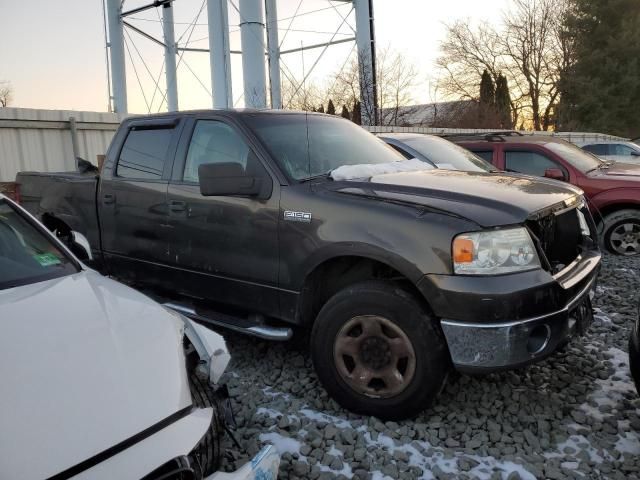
299;171;333;183
586;161;613;174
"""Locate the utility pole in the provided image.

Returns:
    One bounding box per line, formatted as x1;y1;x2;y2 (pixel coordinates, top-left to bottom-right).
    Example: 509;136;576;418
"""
265;0;282;109
106;0;128;113
162;1;179;112
208;0;233;108
240;0;267;108
353;0;377;125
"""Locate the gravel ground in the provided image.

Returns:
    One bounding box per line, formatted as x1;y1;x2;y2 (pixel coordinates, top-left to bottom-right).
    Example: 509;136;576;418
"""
215;253;640;480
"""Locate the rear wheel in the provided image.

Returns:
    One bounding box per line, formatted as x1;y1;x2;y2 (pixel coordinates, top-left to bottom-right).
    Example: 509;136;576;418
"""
310;280;450;420
188;373;222;476
602;209;640;256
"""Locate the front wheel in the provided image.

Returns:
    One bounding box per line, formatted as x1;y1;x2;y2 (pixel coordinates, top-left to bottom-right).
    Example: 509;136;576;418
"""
602;209;640;256
310;280;450;420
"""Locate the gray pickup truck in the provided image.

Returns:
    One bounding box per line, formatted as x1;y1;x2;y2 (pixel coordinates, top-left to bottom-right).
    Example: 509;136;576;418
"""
17;110;601;419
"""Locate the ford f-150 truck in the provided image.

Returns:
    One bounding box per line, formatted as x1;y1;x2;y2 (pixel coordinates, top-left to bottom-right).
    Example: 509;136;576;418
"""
16;110;601;420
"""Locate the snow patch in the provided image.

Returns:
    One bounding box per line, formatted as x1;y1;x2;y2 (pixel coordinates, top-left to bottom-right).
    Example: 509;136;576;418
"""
258;432;302;455
331;158;431;181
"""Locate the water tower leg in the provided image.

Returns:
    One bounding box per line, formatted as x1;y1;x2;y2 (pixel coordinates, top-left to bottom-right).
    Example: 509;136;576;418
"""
163;1;179;112
240;0;267;108
265;0;282;109
106;0;128;113
354;0;377;125
208;0;233;108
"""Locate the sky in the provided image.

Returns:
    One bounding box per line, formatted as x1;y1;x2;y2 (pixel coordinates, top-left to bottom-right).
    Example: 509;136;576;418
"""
0;0;509;114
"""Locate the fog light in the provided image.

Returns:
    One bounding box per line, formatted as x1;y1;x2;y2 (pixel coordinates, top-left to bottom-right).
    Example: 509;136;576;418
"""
527;324;551;355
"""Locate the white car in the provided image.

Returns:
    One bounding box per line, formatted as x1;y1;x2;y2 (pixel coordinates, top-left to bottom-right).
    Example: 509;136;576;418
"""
0;194;279;480
580;141;640;164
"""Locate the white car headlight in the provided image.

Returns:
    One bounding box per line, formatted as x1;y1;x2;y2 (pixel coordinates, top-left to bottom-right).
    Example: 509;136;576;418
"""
453;227;541;275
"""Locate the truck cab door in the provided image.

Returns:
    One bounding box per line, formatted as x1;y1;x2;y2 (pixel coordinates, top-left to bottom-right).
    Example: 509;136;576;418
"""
98;120;181;288
166;117;281;317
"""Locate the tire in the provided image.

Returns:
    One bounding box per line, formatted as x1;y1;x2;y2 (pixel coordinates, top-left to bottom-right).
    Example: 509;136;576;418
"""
310;280;450;420
602;209;640;256
188;373;222;476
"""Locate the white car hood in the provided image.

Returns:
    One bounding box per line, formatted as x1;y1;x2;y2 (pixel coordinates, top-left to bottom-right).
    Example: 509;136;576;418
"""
0;270;194;480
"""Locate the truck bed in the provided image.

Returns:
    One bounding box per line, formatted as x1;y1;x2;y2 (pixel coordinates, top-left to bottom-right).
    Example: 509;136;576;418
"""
16;171;101;256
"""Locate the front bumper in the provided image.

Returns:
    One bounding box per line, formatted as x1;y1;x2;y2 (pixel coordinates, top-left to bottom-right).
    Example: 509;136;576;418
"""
419;251;600;372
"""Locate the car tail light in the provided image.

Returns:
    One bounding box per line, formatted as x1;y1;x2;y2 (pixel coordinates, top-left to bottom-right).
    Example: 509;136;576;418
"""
13;183;21;204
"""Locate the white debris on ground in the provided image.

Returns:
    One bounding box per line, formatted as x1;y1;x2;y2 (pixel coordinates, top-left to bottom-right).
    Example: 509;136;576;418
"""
213;253;640;480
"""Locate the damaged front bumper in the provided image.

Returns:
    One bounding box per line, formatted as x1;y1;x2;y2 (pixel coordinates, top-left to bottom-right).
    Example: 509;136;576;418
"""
420;251;600;372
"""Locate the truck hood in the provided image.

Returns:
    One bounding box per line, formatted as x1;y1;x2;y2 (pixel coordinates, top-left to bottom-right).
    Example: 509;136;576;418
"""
588;162;640;180
331;169;581;227
0;271;195;480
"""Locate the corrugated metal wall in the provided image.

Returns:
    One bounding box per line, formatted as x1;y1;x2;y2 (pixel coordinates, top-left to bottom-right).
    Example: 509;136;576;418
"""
0;107;123;182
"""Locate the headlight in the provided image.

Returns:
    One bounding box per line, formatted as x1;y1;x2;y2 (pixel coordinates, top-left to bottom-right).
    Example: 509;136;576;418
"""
453;227;541;275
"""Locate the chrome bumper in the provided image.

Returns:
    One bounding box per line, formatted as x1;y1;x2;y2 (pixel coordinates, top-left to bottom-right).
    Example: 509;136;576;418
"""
441;273;597;372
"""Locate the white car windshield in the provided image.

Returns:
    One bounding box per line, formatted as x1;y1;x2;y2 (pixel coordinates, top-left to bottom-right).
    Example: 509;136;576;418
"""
0;201;78;290
402;136;494;172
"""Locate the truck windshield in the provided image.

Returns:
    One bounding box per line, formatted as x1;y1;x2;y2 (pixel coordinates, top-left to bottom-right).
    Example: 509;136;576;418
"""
0;200;79;290
545;141;604;173
402;136;494;172
244;113;405;181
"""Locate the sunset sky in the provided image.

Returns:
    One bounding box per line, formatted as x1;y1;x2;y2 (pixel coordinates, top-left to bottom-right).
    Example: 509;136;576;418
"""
0;0;509;113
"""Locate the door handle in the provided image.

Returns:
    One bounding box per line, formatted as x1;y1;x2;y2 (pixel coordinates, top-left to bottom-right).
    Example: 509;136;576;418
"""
103;194;115;205
169;200;187;212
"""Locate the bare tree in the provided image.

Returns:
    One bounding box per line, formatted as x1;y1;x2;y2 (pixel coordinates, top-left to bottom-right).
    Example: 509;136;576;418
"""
0;81;12;108
328;47;419;126
281;76;325;112
437;0;571;130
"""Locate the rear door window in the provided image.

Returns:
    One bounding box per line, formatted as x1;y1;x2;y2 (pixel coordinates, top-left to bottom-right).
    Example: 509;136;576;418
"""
117;127;174;180
505;150;567;178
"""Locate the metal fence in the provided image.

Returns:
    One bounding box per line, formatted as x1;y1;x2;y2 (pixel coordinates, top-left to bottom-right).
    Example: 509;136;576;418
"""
0;107;122;183
363;125;628;143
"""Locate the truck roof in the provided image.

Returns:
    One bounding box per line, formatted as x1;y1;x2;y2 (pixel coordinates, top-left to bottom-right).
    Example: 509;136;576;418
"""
122;109;332;122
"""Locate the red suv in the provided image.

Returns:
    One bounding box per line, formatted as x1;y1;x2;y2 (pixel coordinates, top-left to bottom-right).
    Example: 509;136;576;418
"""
449;132;640;256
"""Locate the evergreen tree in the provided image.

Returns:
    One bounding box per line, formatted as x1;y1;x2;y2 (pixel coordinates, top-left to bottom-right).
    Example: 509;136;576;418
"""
495;74;512;129
318;104;325;113
326;99;336;115
340;105;350;119
478;70;496;126
559;0;640;137
479;70;495;107
352;101;362;125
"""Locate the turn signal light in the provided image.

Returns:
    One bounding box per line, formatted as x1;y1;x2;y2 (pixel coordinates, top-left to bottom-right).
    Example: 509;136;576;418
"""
453;237;474;264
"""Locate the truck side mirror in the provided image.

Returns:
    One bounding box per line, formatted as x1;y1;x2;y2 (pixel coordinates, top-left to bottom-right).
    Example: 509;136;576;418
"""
631;151;640;157
198;162;272;200
544;168;565;181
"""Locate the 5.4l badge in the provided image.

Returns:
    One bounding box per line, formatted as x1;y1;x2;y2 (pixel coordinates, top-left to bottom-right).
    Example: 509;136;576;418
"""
284;211;312;223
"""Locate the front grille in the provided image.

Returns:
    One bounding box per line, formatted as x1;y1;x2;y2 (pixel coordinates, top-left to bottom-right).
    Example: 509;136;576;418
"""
527;205;594;274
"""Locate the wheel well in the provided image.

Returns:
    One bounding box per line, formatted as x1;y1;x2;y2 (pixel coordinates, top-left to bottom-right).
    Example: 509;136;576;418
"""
596;203;640;221
297;256;428;326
